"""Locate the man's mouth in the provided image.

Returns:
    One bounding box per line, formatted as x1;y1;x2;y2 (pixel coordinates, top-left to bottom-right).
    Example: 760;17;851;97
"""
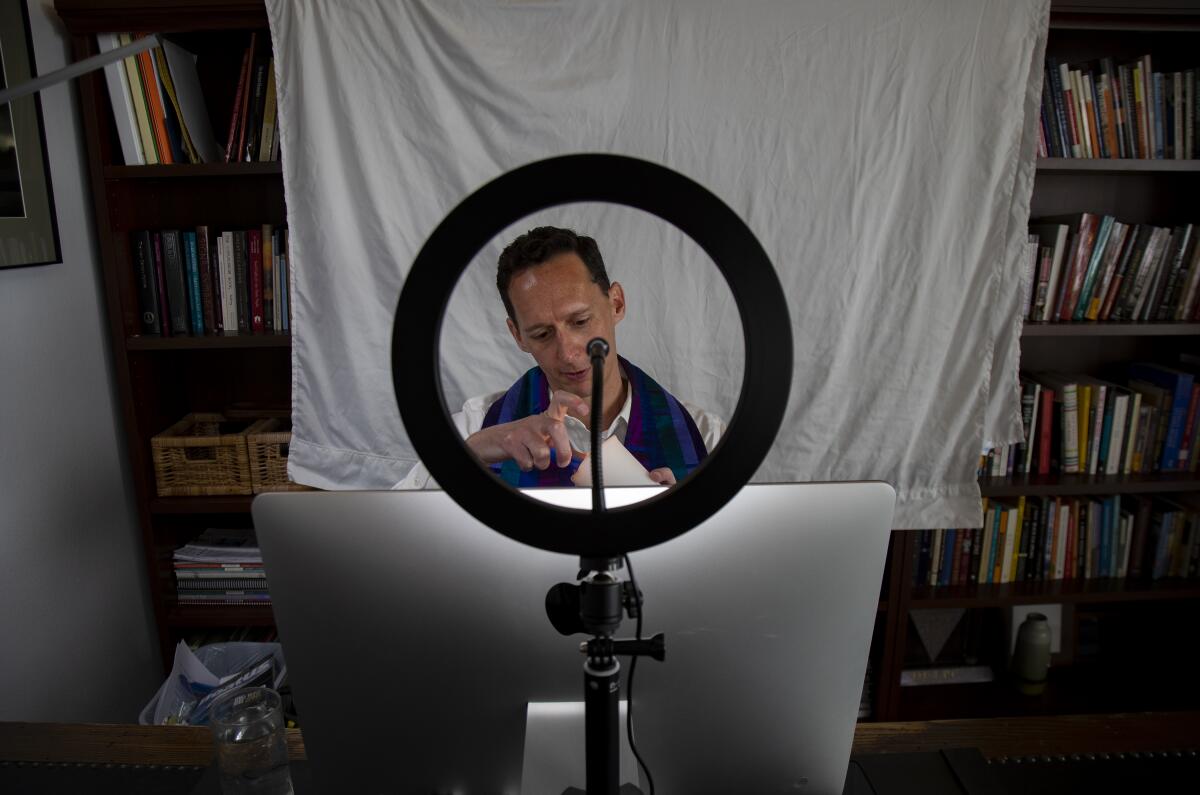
563;369;588;382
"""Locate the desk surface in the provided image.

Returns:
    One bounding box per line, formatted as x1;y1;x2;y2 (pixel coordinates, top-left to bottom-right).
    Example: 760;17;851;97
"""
2;711;1198;766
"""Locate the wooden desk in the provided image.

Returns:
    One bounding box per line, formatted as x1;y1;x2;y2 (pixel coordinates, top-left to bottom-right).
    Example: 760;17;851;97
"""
2;711;1197;766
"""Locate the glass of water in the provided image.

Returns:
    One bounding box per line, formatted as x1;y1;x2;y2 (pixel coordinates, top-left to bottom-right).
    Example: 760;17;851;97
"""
210;686;295;795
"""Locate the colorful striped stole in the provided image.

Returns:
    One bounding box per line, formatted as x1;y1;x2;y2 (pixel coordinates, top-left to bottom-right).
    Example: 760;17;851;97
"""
480;357;707;488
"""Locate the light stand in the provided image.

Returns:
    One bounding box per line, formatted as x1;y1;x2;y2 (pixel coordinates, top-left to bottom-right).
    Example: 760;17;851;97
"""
544;338;666;794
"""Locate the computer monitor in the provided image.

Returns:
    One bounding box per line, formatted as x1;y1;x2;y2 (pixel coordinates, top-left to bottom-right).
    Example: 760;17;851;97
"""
252;482;895;794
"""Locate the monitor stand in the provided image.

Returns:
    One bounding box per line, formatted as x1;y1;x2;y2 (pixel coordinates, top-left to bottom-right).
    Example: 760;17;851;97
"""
522;701;641;794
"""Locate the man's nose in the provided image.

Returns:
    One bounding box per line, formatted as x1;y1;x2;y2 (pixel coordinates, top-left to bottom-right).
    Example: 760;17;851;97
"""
557;330;586;365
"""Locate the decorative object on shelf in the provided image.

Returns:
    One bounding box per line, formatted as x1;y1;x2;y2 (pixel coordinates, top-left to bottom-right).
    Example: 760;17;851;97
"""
151;413;271;496
1012;611;1053;695
0;0;60;268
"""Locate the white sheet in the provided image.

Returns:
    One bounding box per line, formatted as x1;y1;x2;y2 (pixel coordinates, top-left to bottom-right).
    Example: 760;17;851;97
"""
266;0;1048;528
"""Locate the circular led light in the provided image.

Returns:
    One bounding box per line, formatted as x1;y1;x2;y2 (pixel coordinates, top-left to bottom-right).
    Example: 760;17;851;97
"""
392;154;791;557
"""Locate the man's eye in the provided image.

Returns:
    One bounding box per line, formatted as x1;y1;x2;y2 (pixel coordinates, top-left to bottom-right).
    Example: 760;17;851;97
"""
574;317;590;326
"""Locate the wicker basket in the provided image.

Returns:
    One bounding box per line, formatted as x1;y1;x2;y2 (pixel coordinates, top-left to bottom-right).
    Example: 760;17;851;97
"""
151;413;271;496
247;417;312;493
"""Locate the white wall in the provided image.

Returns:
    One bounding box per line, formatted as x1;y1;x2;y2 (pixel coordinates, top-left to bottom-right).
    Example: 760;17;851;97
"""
0;0;160;721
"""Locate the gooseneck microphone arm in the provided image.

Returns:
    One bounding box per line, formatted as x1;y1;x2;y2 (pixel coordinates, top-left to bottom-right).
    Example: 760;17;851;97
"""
587;337;610;515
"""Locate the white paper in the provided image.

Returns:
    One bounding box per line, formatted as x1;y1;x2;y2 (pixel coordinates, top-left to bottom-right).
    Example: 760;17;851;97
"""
571;436;657;488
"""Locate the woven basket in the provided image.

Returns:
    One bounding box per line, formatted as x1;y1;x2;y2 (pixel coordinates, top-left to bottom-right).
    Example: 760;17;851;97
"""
151;413;270;496
247;417;312;493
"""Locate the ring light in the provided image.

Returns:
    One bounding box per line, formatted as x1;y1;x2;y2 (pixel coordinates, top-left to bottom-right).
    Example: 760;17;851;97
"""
392;154;791;558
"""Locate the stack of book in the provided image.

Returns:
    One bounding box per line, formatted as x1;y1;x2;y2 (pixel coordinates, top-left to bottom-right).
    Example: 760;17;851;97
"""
132;225;291;337
173;529;270;606
98;34;223;166
985;362;1199;479
1024;215;1200;324
914;493;1200;587
1038;54;1198;160
99;32;280;166
222;31;281;164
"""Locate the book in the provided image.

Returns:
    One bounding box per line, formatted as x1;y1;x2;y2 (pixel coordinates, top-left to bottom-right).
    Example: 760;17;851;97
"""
262;225;274;333
232;231;250;334
96;34;145;165
196;227;217;334
134;36;173;164
258;59;278;162
118;33;158;164
1056;214;1100;320
225;33;256;163
181;230;204;334
1084;220;1127;320
1028;223;1069;322
1129;363;1195;471
1100;224;1148;320
131;230;161;334
218;233;238;334
152;44;195;163
162;39;223;163
152;232;171;338
242;57;269;163
1073;215;1115;320
248;228;265;334
1156;224;1196;320
160;230;190;335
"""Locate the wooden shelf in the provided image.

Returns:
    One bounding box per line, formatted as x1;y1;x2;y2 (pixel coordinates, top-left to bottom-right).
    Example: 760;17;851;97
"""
126;334;291;350
1022;322;1200;337
896;664;1200;722
104;162;282;179
166;604;275;627
150;496;255;514
1037;157;1200;174
979;473;1200;497
909;577;1200;608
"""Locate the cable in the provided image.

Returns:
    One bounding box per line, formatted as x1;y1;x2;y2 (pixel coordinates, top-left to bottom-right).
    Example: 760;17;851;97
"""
623;553;654;794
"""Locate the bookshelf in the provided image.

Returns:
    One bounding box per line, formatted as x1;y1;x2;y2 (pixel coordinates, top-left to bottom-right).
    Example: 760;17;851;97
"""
58;0;1200;723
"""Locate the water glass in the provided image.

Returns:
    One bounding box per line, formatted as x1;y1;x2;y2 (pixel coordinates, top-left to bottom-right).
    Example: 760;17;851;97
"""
210;686;295;795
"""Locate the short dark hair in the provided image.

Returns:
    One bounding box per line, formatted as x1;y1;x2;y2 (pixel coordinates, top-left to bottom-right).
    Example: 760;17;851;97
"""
496;226;610;322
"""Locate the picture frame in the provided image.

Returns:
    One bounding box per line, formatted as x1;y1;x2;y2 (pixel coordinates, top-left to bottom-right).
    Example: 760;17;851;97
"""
0;0;61;269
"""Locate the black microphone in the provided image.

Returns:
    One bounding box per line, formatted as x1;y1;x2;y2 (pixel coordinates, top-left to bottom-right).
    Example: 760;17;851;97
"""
587;337;609;365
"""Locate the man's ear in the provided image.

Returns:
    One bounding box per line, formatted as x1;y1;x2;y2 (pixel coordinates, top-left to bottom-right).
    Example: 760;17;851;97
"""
506;316;530;353
609;282;626;323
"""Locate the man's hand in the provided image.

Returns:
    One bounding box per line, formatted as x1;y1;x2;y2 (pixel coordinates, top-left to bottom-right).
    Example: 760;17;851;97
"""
648;467;677;486
465;391;589;470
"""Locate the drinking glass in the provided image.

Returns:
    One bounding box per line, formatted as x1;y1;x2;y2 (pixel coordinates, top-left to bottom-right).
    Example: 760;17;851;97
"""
210;686;295;795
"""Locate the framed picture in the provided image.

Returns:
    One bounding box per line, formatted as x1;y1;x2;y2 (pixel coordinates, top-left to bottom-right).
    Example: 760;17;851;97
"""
0;0;60;269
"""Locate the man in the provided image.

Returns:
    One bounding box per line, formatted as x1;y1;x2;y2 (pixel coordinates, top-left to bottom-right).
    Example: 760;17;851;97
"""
396;226;724;489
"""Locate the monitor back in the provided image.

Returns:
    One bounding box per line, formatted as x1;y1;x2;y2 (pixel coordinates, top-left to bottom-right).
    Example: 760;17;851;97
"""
252;482;895;794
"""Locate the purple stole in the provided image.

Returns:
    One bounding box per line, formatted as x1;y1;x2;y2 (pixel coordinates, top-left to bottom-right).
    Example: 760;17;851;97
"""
480;357;708;487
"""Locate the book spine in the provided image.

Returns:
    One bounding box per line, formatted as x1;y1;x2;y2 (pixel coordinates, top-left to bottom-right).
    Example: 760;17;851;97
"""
152;44;194;163
1073;215;1113;320
220;233;238;334
161;230;190;334
248;229;265;334
233;231;250;334
134;40;173;164
225;35;254;163
152;233;171;337
182;231;204;335
259;59;278;162
1156;225;1195;319
196;227;217;334
243;59;268;163
132;230;162;335
117;33;156;164
262;225;275;333
235;33;259;164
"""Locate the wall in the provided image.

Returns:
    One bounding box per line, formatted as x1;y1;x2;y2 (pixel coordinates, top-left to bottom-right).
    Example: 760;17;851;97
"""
0;0;160;721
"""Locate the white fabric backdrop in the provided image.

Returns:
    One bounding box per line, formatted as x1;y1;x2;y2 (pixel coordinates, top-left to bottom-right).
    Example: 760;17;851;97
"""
267;0;1048;528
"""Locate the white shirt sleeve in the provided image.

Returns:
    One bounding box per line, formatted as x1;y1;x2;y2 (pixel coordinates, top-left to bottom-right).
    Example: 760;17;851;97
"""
392;392;506;489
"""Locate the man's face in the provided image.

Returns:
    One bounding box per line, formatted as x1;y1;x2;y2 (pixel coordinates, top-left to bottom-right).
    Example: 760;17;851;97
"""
505;252;625;399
